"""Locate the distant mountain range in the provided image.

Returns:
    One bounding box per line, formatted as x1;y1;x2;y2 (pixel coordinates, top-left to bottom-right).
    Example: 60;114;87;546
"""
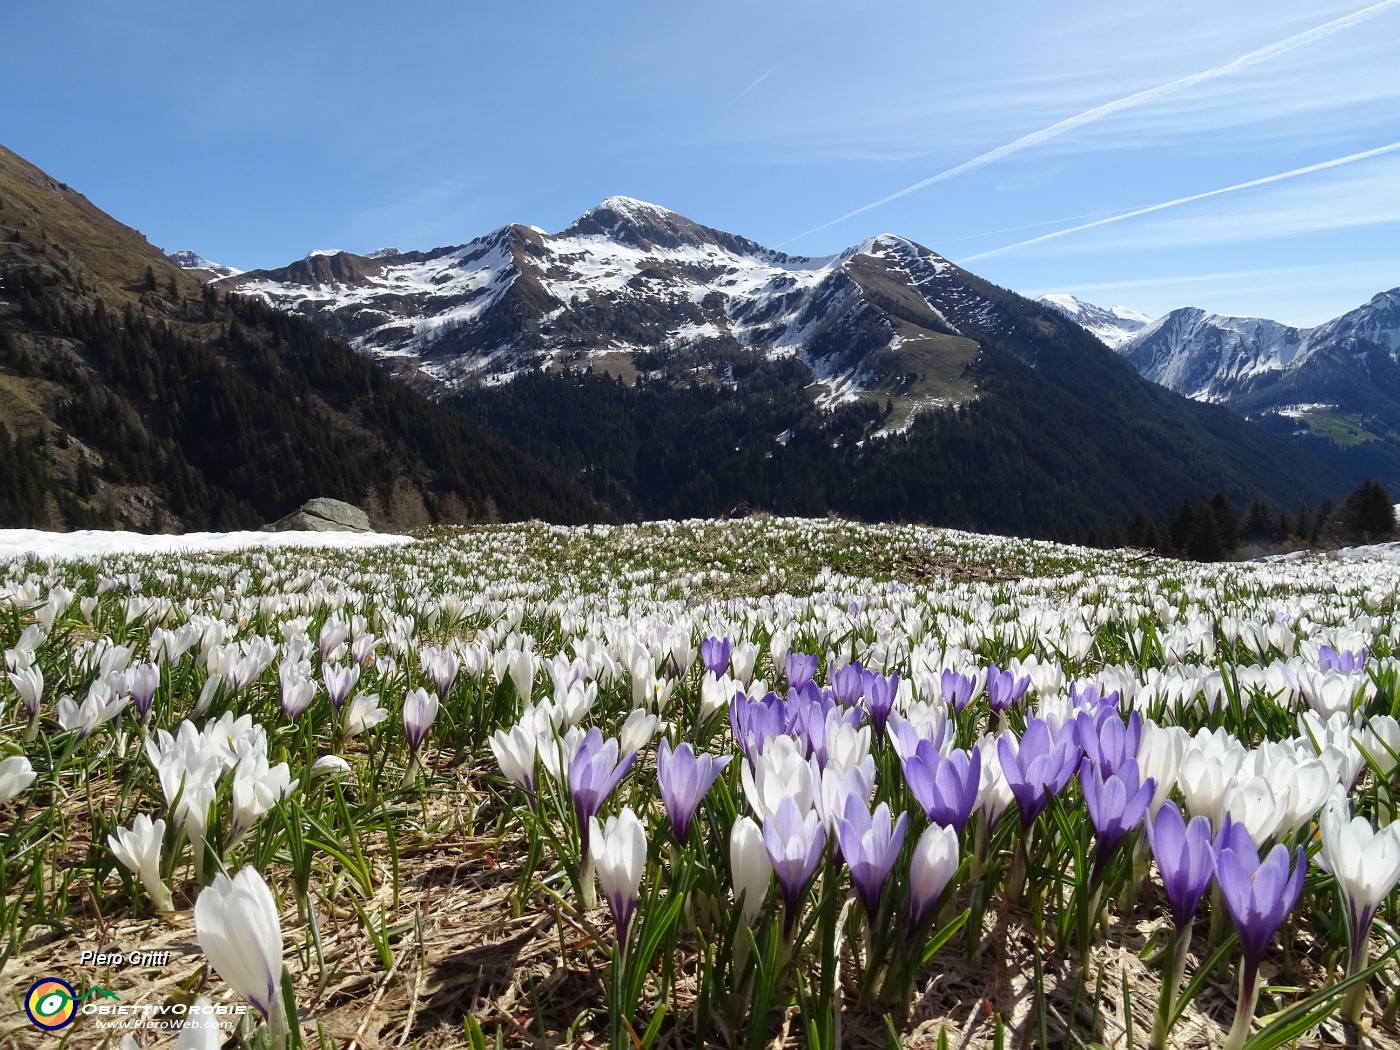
212;196;1366;531
1036;294;1153;349
4;138;1389;537
223;197;1004;432
1045;289;1400;484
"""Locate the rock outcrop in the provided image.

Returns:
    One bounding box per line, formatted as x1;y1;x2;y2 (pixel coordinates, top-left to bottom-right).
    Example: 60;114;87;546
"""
263;498;373;533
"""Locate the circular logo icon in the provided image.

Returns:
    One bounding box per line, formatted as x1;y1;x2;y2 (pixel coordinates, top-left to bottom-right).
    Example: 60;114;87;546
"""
25;979;77;1031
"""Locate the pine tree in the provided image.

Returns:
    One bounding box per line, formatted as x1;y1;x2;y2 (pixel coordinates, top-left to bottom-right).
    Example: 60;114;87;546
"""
1186;504;1225;562
1208;491;1239;553
1332;479;1396;543
1243;499;1272;541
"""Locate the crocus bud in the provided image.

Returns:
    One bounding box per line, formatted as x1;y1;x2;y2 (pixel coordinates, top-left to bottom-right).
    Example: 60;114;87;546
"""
108;813;175;911
590;807;647;945
194;867;286;1028
402;687;439;754
909;822;959;930
729;815;772;925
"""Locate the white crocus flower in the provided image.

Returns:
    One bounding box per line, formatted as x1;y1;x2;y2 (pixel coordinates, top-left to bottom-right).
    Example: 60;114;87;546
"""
343;692;388;739
507;648;536;703
194;867;287;1035
56;684;129;740
108;813;175;911
175;997;223;1050
590;807;648;941
729;815;772;925
618;708;660;755
308;755;353;781
730;642;759;687
975;733;1014;829
909;823;960;928
699;672;740;722
229;754;297;845
1219;775;1289;845
1318;791;1400;1022
0;755;37;804
1137;720;1188;813
8;664;42;741
741;735;815;823
490;722;539;795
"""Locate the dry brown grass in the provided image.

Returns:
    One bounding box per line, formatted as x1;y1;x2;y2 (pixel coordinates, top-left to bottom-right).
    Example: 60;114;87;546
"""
6;754;1398;1050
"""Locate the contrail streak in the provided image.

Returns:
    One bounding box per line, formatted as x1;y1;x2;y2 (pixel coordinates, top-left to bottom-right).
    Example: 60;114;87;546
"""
785;0;1400;244
726;66;776;108
957;140;1400;262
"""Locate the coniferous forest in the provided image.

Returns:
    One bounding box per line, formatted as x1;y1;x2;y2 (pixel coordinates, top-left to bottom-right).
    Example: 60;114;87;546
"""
0;267;608;530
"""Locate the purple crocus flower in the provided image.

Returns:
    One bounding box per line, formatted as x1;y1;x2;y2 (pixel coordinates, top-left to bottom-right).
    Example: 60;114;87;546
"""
1319;645;1366;675
903;742;981;835
985;662;1030;713
762;796;827;929
700;636;732;677
1072;708;1142;777
785;651;819;692
656;739;731;841
886;710;954;764
730;690;786;763
997;718;1081;829
1068;681;1120;715
830;661;867;706
808;704;864;769
1214;820;1307;1047
862;671;899;741
940;669;977;713
402;687;439;754
835;796;908;919
568;728;636;861
1145;801;1215;930
1079;757;1154;879
1215;821;1306;973
786;685;840;759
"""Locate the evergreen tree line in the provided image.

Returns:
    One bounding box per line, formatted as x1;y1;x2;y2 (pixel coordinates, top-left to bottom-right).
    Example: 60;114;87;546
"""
1084;479;1396;561
452;330;1351;539
0;266;609;530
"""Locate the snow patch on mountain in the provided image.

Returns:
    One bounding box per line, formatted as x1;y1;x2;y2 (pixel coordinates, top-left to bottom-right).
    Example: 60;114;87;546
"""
1037;294;1153;349
228;199;998;411
1114;288;1400;413
167;250;242;279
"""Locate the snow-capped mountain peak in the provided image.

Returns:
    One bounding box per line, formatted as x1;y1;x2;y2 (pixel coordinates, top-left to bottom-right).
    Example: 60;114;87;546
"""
167;249;242;279
225;199;1002;405
1114;288;1400;423
1305;287;1400;354
1036;293;1153;349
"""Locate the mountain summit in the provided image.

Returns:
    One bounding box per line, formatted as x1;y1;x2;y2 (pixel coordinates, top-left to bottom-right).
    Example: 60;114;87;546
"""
227;199;991;423
230;197;1361;530
1036;294;1154;349
1114;289;1400;484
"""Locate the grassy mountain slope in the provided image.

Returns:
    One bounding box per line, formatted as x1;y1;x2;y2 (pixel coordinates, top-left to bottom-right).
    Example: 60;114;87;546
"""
0;145;608;530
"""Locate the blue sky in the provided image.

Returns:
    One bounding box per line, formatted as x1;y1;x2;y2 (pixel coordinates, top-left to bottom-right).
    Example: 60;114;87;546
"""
4;1;1398;325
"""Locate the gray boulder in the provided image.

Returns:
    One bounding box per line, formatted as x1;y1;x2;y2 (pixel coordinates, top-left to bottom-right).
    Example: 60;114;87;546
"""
263;498;373;533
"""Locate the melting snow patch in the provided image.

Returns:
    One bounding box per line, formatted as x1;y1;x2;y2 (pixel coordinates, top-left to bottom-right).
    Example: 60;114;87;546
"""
0;529;416;562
